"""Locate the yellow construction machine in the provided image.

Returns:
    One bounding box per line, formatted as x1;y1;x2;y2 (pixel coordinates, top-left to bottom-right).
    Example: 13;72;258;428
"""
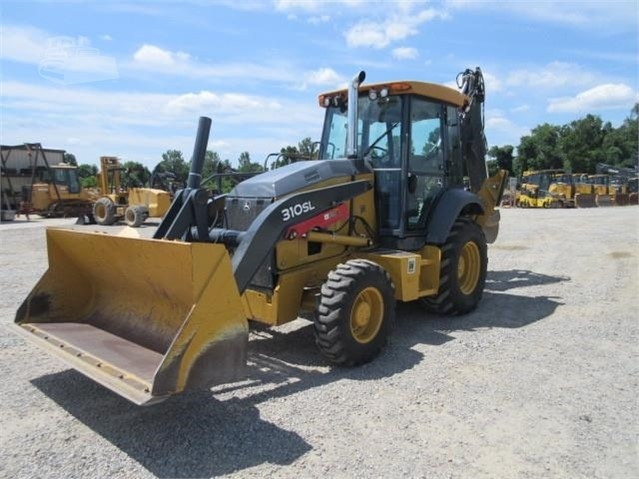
27;162;98;216
15;68;507;405
515;170;567;208
1;143;96;218
92;156;171;226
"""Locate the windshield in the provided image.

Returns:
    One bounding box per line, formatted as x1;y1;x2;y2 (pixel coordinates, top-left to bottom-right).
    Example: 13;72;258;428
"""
320;95;403;166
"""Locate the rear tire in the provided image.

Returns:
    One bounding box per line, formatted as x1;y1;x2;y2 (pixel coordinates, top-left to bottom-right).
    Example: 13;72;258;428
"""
93;197;116;225
124;205;148;227
314;259;395;366
421;217;487;315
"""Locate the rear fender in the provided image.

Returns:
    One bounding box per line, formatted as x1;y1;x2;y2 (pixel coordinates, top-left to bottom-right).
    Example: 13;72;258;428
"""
425;189;483;244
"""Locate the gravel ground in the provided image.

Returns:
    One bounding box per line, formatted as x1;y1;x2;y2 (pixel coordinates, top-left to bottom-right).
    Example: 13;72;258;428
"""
0;206;637;479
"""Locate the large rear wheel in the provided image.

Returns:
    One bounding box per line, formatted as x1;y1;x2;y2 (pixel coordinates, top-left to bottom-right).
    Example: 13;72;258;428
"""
422;217;487;315
314;259;395;366
93;197;116;225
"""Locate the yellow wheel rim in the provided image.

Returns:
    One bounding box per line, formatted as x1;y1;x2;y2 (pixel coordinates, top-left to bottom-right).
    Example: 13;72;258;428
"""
458;241;480;295
350;287;383;344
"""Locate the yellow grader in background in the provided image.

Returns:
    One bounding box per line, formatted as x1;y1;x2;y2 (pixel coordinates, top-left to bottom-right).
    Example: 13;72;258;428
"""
14;68;507;405
91;156;171;226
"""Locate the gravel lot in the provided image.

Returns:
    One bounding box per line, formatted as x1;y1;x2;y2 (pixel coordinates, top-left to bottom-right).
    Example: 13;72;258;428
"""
0;206;637;479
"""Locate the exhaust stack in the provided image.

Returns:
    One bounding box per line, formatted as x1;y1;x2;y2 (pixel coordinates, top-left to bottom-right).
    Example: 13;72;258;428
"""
346;70;366;159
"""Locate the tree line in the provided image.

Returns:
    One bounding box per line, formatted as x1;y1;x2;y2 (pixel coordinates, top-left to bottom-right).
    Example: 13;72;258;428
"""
69;104;638;191
487;104;638;178
72;137;318;193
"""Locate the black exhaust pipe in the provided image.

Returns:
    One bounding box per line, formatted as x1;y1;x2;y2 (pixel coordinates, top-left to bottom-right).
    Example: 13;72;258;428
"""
153;117;212;240
187;116;212;188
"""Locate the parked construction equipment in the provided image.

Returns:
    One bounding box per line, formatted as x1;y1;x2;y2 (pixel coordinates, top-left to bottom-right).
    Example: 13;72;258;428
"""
92;156;171;226
514;168;638;208
1;143;95;219
515;170;563;208
15;68;507;405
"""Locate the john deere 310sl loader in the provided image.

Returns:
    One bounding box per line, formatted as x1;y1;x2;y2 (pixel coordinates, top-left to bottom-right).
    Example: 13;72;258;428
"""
15;68;507;405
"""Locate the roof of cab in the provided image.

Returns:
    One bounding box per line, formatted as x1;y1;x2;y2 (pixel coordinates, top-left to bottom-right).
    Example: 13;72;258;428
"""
319;81;468;108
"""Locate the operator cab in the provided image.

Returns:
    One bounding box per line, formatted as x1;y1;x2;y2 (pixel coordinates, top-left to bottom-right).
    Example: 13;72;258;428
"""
40;164;82;194
318;82;467;248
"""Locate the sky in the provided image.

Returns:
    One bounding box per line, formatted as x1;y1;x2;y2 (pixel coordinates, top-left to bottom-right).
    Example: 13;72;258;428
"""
1;0;638;169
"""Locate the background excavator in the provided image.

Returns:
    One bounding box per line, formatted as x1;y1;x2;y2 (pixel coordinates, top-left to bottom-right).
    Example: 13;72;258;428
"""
15;67;507;405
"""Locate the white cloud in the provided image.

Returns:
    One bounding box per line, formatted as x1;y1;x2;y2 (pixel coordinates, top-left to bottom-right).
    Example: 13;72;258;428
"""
128;44;293;83
1;25;119;84
133;44;191;66
274;0;364;12
274;0;321;11
304;67;344;86
479;70;502;93
392;47;418;60
485;110;530;147
294;68;346;91
345;8;447;48
547;83;639;113
511;104;530;113
100;34;113;41
308;15;330;25
0;80;321;167
506;62;597;90
445;0;638;30
166;91;281;114
0;24;51;64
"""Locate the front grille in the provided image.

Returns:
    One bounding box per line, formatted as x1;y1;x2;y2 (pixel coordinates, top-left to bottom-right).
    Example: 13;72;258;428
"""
225;196;274;290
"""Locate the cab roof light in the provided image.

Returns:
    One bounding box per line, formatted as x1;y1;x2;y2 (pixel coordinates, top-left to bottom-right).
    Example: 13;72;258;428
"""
389;82;411;92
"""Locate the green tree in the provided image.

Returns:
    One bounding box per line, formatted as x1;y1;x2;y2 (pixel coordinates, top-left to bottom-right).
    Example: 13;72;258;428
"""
200;151;238;193
63;152;77;166
157;149;188;186
77;163;98;188
120;161;151;188
275;145;299;168
274;138;319;169
559;114;605;173
237;151;263;173
487;145;515;176
298;137;318;160
202;150;220;181
602;104;638;168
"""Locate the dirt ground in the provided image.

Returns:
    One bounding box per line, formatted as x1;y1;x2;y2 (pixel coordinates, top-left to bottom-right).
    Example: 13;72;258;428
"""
0;206;637;478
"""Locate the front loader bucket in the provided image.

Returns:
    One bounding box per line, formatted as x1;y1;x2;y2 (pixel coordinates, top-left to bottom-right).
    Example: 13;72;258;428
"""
14;228;248;405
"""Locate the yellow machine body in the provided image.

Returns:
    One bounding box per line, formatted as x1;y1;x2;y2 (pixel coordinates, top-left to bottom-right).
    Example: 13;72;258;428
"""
15;69;506;405
25;163;97;216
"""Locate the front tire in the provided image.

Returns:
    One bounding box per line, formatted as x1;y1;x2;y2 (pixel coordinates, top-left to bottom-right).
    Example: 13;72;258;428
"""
314;259;395;366
421;217;487;315
124;205;148;227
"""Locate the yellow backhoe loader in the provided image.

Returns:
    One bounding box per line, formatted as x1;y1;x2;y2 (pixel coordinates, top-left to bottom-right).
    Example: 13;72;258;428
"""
15;68;507;405
92;156;171;227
